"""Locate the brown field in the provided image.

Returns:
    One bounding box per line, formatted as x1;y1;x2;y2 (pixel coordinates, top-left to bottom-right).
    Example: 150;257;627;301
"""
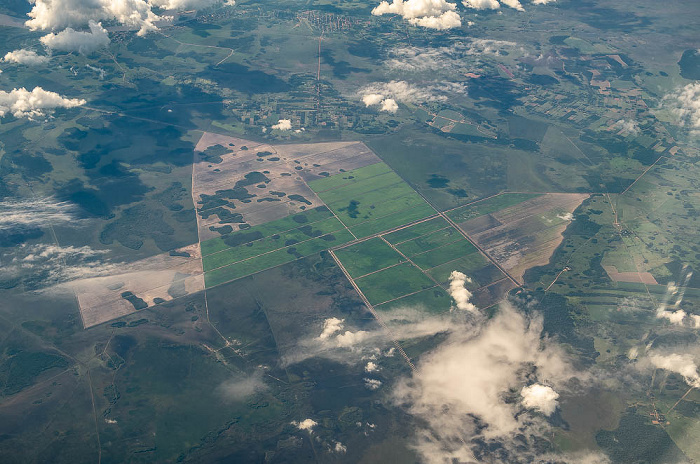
603;265;659;285
193;133;380;240
71;244;204;328
456;193;589;283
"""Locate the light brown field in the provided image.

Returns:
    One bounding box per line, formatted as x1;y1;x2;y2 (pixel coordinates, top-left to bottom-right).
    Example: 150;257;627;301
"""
192;133;380;240
603;265;659;285
71;244;204;328
456;193;589;283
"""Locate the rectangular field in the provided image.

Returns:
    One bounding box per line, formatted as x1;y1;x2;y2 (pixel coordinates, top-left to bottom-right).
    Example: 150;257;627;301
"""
201;206;355;287
332;214;511;311
308;162;436;238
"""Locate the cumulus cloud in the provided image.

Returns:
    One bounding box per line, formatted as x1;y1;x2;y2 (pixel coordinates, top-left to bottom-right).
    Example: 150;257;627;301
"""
217;370;267;402
613;119;640;136
648;353;700;388
665;82;700;135
463;0;500;9
448;270;477;312
362;93;385;107
655;274;698;328
365;361;380;373
0;87;85;119
284;308;460;366
463;0;554;10
41;20;110;54
500;0;524;10
372;0;462;30
26;0;160;36
379;98;399;113
520;383;559;416
271;119;292;131
26;0;234;36
360;80;465;109
292;418;318;431
361;92;399;113
149;0;233;8
333;441;347;453
3;49;49;65
393;303;576;462
336;329;371;347
364;378;383;390
319;317;344;339
387;40;520;74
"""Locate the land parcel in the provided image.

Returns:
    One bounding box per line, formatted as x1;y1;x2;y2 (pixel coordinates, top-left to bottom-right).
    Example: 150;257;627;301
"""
70;243;204;328
333;215;511;313
447;193;589;283
307;162;436;238
192;133;381;241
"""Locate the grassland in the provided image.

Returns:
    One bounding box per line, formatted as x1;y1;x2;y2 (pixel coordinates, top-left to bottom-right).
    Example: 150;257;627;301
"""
308;162;436;238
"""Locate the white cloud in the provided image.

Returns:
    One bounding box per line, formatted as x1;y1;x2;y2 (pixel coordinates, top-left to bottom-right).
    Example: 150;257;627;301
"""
333;441;347;453
393;303;576;462
360;80;465;108
462;0;500;10
463;0;554;11
362;93;385;107
284;307;459;366
520;383;559;416
292;418;318;431
0;87;85;120
336;330;370;347
0;198;77;229
657;307;687;325
655;276;698;328
0;243;117;289
500;0;524;10
648;353;700;388
319;317;344;340
149;0;233;8
387;40;519;74
448;270;477;312
365;361;380;373
3;49;49;66
216;370;267;402
271;119;292;131
372;0;462;30
41;21;110;54
26;0;160;36
364;378;383;390
613;119;640;136
379;98;399;113
665;82;700;136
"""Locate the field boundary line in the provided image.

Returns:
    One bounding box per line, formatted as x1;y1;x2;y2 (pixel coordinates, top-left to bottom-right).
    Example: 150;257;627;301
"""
328;250;417;373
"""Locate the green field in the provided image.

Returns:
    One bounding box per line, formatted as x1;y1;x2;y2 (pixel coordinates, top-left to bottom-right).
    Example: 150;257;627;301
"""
375;287;453;313
308;162;437;238
333;238;404;279
333;215;504;309
205;229;355;287
201;206;355;287
354;262;436;306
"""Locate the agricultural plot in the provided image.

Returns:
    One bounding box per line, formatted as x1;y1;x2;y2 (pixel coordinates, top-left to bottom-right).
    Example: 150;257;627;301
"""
449;193;589;283
308;162;436;238
192;133;380;241
333;215;511;312
70;244;204;328
201;206;355;288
